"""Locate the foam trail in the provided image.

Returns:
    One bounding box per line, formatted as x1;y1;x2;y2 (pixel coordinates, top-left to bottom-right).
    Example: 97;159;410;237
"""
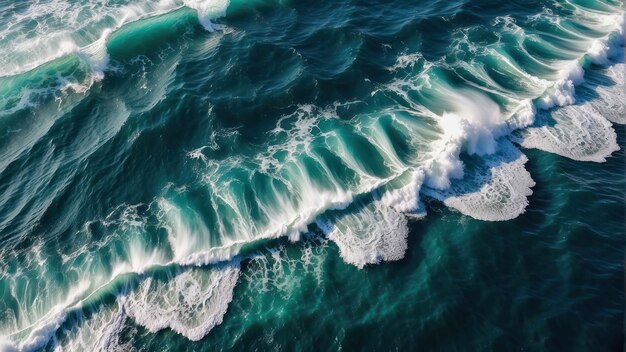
0;260;240;350
513;103;620;162
51;303;130;352
510;14;624;161
316;200;409;269
124;263;240;341
379;170;427;216
422;139;535;221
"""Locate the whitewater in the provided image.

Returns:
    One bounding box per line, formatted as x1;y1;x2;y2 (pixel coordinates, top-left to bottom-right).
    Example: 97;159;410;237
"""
0;0;624;350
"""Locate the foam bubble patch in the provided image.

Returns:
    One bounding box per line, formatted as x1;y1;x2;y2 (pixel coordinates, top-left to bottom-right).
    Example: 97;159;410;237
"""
513;103;619;162
316;200;409;269
124;263;240;341
422;140;535;221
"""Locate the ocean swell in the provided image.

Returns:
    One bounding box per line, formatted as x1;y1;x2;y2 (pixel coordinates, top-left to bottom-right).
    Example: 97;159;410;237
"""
0;0;624;350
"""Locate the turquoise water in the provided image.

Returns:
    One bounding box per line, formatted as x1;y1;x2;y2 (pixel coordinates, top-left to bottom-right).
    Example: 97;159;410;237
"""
0;0;624;350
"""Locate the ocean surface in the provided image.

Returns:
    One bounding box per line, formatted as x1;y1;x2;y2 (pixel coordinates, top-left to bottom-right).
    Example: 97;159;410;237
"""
0;0;624;350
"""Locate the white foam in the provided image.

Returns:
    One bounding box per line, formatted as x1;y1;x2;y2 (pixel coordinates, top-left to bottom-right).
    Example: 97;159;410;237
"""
536;78;577;109
535;12;625;110
506;101;537;131
243;242;327;295
16;312;67;352
422;140;535;221
424;89;510;190
316;201;409;269
509;11;625;163
183;0;230;31
124;263;240;341
590;63;626;124
379;170;427;215
51;304;130;352
387;53;428;72
588;39;612;65
514;102;619;162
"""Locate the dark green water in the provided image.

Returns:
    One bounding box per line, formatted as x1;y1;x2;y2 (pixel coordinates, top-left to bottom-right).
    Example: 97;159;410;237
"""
0;0;624;350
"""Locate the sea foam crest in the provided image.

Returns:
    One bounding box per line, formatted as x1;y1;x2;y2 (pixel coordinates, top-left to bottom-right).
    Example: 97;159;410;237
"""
316;200;409;269
424;89;509;190
184;0;230;31
422;139;535;221
124;263;240;341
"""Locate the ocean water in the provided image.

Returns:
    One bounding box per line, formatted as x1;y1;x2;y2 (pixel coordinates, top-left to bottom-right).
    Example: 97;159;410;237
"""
0;0;624;350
